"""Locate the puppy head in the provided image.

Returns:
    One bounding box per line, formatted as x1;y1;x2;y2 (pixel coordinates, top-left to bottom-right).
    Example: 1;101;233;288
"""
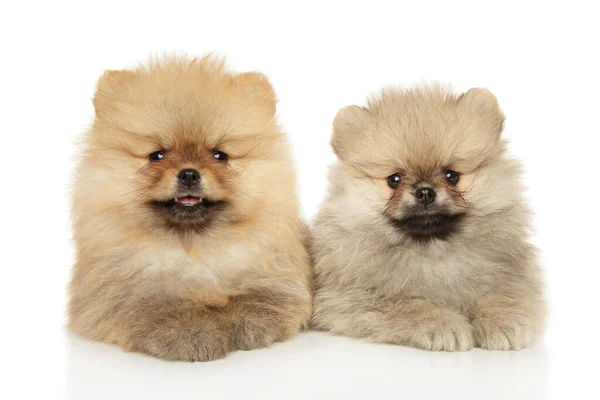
80;56;292;233
331;85;519;242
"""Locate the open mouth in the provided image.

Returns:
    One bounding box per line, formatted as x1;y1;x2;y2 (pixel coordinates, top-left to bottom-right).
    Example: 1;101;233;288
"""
175;196;203;207
168;196;217;211
151;195;221;220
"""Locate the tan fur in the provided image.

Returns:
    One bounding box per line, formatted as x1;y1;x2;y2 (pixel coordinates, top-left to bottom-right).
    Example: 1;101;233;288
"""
311;85;545;351
69;55;312;361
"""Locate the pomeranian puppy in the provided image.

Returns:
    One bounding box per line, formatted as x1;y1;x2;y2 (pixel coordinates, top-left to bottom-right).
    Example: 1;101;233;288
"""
69;55;312;361
311;85;545;351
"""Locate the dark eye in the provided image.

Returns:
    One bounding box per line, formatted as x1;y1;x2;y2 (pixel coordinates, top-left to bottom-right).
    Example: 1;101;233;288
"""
212;150;228;162
444;170;460;185
387;173;403;189
149;150;167;162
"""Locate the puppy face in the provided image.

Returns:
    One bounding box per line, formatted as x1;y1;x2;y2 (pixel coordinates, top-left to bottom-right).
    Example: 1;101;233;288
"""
83;56;289;233
331;86;512;242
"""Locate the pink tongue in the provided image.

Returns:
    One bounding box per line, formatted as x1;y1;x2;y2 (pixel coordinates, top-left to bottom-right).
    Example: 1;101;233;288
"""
177;196;200;206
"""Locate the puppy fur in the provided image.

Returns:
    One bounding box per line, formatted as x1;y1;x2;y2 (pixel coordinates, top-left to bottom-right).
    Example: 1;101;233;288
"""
69;55;312;361
311;85;545;351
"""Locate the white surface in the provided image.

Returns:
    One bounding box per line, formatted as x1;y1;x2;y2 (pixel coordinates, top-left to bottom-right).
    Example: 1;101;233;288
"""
1;1;599;399
68;332;548;399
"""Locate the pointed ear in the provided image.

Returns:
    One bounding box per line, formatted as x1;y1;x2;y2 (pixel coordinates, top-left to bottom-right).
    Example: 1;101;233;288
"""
92;70;136;119
235;72;277;116
331;105;372;159
457;88;505;135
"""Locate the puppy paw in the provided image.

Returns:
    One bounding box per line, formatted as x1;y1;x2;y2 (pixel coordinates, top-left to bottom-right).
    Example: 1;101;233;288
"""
410;311;474;352
133;320;233;362
233;314;291;351
472;317;530;351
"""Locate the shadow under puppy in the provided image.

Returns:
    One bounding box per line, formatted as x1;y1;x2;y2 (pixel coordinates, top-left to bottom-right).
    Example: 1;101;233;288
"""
311;85;545;351
69;55;312;361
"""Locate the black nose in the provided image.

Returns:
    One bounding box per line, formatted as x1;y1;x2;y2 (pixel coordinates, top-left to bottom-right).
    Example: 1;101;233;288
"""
415;187;436;206
178;168;200;187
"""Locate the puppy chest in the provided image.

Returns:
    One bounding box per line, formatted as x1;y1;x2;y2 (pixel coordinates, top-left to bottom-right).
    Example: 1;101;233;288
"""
362;253;486;306
137;246;251;286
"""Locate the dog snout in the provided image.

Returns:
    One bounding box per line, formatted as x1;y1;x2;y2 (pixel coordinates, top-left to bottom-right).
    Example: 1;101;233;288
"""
178;168;201;188
415;187;436;206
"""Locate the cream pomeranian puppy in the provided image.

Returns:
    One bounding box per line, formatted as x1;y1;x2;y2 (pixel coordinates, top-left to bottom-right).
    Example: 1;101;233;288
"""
311;85;545;351
69;55;312;361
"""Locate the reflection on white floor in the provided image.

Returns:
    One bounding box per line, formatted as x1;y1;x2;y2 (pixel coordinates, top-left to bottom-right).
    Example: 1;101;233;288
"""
66;331;547;400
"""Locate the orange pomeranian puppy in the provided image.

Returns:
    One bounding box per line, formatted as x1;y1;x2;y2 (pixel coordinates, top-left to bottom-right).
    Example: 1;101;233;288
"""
69;55;312;361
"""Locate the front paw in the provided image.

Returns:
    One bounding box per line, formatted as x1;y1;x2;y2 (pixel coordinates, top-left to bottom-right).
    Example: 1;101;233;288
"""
133;320;233;362
472;317;531;350
410;311;474;352
233;314;291;351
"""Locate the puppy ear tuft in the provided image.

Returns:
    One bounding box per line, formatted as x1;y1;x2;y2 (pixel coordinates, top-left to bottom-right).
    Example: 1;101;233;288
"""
92;70;136;119
331;105;372;159
235;72;277;116
458;88;505;134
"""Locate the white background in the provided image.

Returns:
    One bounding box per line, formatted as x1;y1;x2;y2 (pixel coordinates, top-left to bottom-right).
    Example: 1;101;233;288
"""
1;1;598;399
